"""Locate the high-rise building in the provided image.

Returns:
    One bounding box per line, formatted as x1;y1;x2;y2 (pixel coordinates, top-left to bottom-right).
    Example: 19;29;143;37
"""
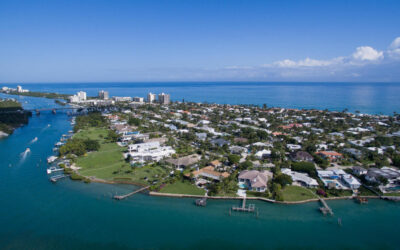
147;92;156;103
133;97;144;103
77;91;87;101
158;93;170;105
98;90;109;100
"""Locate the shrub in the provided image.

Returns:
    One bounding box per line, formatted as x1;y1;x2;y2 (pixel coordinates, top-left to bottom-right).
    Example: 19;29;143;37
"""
291;161;317;177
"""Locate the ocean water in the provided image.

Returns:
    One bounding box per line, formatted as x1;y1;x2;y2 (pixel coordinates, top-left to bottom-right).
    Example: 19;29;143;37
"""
1;90;400;249
5;82;400;115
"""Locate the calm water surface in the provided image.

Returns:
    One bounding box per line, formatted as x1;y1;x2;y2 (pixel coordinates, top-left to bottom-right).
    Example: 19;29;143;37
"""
1;91;400;249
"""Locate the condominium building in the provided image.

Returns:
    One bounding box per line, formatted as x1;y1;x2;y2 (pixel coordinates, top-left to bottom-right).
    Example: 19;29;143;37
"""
98;90;109;100
147;92;156;103
158;93;170;105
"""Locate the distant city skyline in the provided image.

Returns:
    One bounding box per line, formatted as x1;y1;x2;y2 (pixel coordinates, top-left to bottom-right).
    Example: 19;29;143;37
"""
1;0;400;83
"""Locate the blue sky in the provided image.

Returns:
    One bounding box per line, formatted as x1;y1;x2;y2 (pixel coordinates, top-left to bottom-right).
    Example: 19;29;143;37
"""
1;0;400;82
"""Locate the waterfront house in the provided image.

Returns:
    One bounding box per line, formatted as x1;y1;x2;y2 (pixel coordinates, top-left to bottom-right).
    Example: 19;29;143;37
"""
185;166;230;182
317;169;361;190
365;167;400;184
238;170;273;192
281;168;318;188
126;141;175;163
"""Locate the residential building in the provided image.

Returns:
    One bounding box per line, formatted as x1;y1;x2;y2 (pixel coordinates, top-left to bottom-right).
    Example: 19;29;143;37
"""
125;141;175;163
147;92;156;103
77;91;87;101
318;151;343;162
290;151;314;162
352;166;367;176
166;154;201;169
98;90;109;100
317;169;361;189
185;166;230;181
281;168;318;188
238;170;273;192
158;93;170;105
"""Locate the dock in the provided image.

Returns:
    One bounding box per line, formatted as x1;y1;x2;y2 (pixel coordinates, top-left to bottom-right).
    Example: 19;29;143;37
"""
231;196;256;213
195;197;207;206
50;174;69;183
113;186;150;200
319;198;333;216
47;167;64;174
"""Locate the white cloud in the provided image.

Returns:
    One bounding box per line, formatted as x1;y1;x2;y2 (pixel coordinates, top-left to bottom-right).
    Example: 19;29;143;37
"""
390;37;400;49
388;37;400;59
352;46;383;61
273;57;344;68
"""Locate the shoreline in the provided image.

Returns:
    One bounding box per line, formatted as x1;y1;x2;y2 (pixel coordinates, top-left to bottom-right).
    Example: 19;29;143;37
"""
149;191;382;204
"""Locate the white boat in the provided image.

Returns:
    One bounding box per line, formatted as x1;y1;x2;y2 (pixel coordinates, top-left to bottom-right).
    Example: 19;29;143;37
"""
47;156;58;163
47;166;63;174
25;148;31;153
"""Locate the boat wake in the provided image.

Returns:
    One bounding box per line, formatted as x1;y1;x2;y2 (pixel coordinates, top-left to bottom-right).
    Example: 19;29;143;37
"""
20;148;31;160
29;137;38;144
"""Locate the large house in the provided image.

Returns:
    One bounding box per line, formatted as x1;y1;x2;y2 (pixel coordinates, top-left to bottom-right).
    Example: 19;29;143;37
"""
238;170;273;192
125;141;175;163
166;154;201;169
185;166;230;181
317;169;361;189
318;151;343;162
281;168;318;188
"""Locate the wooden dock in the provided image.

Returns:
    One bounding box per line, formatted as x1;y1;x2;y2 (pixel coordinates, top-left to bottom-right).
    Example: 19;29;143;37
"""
50;174;69;183
231;196;256;212
319;198;333;216
113;186;150;200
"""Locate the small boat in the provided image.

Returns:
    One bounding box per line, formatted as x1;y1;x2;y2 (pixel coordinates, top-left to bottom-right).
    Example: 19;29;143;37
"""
356;197;368;204
25;148;31;153
47;156;58;163
47;166;64;174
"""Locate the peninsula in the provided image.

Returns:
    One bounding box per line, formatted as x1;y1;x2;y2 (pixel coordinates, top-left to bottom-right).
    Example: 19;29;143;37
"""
43;88;400;203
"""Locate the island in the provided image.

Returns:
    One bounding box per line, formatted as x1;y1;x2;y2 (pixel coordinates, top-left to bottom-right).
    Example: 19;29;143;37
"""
0;98;31;138
46;89;400;205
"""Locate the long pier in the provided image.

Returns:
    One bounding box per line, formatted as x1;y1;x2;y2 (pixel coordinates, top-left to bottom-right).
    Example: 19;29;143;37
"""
319;198;333;215
113;186;150;200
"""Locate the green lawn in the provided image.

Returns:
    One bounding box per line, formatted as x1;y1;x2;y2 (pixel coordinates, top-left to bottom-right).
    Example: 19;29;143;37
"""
160;181;206;195
281;186;317;201
73;128;108;142
383;192;400;196
75;139;168;185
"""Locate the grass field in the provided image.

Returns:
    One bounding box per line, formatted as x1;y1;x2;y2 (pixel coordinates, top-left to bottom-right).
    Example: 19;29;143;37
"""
73;128;108;142
160;181;205;195
281;186;317;201
74;128;168;185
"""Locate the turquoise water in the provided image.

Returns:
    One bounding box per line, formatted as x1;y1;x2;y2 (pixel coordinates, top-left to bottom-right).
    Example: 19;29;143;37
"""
1;93;400;249
6;82;400;115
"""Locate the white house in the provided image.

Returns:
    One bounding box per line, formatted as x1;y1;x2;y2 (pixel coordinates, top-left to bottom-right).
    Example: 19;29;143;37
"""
281;168;319;188
126;141;175;163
